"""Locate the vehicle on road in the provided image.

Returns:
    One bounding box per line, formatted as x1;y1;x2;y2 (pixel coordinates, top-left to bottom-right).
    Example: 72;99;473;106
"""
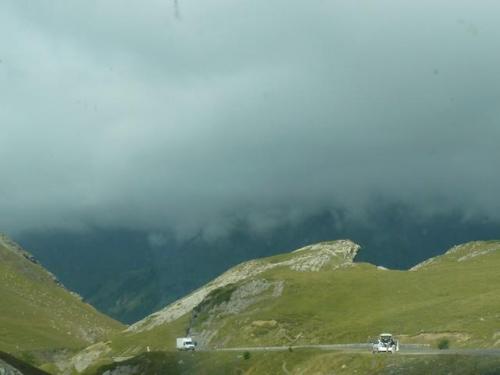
372;333;399;353
176;337;196;351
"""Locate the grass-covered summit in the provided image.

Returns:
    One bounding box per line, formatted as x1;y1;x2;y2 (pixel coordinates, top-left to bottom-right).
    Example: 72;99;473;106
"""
0;234;124;354
129;239;360;333
102;239;500;357
27;239;500;374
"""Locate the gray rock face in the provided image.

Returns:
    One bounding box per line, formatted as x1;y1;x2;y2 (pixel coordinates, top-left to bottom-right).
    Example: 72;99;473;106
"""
0;360;23;375
410;241;500;271
189;278;286;348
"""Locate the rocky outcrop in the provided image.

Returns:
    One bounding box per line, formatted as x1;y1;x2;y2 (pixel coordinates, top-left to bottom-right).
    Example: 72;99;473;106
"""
409;257;437;271
0;360;23;375
290;240;360;272
411;241;500;271
0;351;50;375
189;278;285;348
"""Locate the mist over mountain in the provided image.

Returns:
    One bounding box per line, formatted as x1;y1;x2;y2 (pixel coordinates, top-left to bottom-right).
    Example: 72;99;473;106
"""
2;0;500;242
3;0;500;323
3;1;500;373
16;203;500;323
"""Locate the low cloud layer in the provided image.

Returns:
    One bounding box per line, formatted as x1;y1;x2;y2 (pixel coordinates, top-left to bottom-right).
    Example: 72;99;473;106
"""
2;0;500;237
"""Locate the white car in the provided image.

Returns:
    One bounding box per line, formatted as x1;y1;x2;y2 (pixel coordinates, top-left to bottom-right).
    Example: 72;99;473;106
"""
372;333;398;353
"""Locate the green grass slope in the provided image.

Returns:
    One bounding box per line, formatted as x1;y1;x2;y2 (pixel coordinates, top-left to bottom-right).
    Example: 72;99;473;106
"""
196;240;500;349
0;234;124;355
116;241;500;349
73;240;500;373
88;350;500;375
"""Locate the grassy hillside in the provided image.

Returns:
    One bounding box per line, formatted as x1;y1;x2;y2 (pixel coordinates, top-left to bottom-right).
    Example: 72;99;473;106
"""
65;239;500;373
122;240;500;349
195;240;500;349
88;350;500;375
0;234;124;355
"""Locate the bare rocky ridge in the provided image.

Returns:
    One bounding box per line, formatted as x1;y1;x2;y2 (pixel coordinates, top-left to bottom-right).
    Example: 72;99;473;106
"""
290;241;359;271
128;240;360;333
410;241;500;271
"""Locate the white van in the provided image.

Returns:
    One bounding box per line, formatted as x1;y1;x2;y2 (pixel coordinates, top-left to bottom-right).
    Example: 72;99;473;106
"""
176;337;196;351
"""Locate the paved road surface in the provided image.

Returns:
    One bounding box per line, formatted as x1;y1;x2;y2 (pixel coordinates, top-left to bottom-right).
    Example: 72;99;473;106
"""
215;344;500;357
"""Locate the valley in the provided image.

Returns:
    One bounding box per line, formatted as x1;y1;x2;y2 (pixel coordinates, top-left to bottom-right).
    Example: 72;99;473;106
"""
2;235;500;374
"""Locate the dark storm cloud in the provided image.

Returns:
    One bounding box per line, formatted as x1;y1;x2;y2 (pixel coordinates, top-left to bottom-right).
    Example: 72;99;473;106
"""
1;0;500;237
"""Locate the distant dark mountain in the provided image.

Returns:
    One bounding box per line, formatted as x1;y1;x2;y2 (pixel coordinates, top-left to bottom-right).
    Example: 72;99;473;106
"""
15;203;500;323
15;228;160;323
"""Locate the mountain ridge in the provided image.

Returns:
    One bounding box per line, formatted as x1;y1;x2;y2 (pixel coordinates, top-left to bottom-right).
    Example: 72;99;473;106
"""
19;207;500;323
4;236;500;374
0;234;81;300
123;239;500;349
128;240;360;333
61;238;500;374
0;234;124;357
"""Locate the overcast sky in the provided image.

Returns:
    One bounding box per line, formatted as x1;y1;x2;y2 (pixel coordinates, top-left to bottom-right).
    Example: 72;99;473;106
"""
1;0;500;238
